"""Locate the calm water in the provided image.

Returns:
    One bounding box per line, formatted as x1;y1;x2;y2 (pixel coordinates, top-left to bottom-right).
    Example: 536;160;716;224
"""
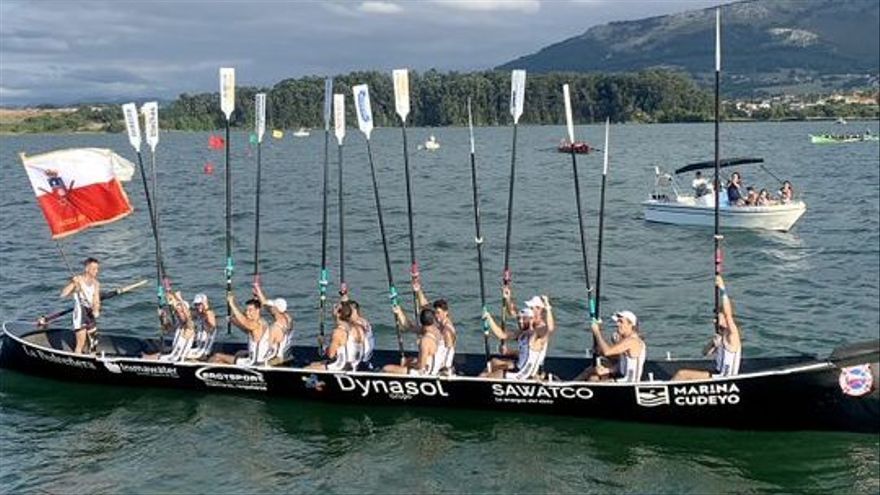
1;121;878;493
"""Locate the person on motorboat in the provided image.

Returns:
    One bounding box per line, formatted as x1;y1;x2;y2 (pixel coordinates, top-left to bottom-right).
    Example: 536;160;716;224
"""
412;273;458;375
727;172;744;206
744;186;758;206
348;299;374;370
306;301;364;371
143;290;196;362
184;293;217;360
481;294;555;380
253;283;293;366
757;189;774;206
779;181;794;203
382;305;443;376
692;171;710;198
574;310;646;382
672;275;742;381
210;294;269;365
60;256;101;354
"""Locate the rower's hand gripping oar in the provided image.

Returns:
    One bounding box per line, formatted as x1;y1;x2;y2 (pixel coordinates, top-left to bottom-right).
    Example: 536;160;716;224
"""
500;70;526;343
220;67;236;335
318;78;333;355
334;93;348;299
354;83;405;359
393;69;420;319
467;98;492;368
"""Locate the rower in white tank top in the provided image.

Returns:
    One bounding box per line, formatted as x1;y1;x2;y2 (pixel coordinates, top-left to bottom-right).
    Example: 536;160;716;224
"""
325;322;363;371
72;279;98;330
237;320;271;366
712;336;741;377
505;330;547;380
615;340;646;383
408;328;444;376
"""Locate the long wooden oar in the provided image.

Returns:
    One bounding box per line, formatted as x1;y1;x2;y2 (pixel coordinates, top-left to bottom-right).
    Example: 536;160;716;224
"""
562;84;594;322
353;83;403;359
220;67;235;335
393;69;419;317
318;78;333;353
143;102;160;238
712;10;723;334
467;98;491;367
253;93;266;285
500;69;526;337
39;280;148;325
334;93;348;297
594;118;610;319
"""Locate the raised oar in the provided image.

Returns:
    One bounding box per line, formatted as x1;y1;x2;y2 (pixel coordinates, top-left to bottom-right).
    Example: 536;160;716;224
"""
353;83;403;359
334;93;347;297
467;98;491;367
713;9;723;335
594;118;610;319
220;67;235;335
253;93;266;285
500;70;526;337
143;102;160;237
562;84;594;321
393;68;419;317
38;279;148;325
123;103;170;319
318;77;333;354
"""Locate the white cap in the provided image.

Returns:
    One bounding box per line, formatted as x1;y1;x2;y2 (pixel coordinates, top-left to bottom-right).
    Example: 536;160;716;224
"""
613;310;638;326
269;298;288;313
193;293;207;305
524;296;545;309
518;307;534;318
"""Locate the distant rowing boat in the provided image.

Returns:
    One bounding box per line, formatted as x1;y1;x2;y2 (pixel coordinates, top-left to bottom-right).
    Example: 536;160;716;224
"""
810;133;878;144
558;140;593;154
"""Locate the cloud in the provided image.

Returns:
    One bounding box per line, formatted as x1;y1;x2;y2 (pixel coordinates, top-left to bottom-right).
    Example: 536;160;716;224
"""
432;0;540;13
359;1;403;14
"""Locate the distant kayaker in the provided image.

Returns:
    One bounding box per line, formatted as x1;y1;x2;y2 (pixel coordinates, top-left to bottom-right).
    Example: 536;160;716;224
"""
671;274;742;381
60;256;101;354
574;310;646;382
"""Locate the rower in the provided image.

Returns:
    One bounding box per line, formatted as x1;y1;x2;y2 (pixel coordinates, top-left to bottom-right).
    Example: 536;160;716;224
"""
60;257;101;354
185;293;217;360
672;275;742;381
209;295;269;366
574;311;646;382
143;291;196;362
349;300;374;370
382;306;443;376
306;301;363;371
412;274;457;375
253;283;293;366
481;293;555;380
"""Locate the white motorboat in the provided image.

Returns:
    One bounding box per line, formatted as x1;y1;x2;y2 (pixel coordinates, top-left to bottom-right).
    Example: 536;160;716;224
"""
292;127;310;137
423;135;440;150
642;157;806;232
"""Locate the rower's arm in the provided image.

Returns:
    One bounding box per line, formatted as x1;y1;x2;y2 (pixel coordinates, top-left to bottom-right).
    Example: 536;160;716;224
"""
253;283;268;306
92;281;101;317
415;287;429;309
599;336;638;358
60;276;79;298
416;338;432;372
227;296;246;330
482;311;509;340
205;309;217;331
392;305;417;333
717;275;741;348
542;296;555;333
590;321;611;356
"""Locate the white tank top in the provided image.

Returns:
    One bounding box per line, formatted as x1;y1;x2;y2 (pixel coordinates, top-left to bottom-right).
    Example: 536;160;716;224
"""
414;329;443;376
509;330;546;380
161;326;194;362
74;279;97;309
240;320;271;366
439;321;456;370
360;319;374;363
616;339;646;383
714;338;741;376
262;316;292;364
326;323;362;371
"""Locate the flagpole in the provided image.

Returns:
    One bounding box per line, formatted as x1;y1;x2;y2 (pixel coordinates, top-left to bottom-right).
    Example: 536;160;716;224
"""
220;68;235;336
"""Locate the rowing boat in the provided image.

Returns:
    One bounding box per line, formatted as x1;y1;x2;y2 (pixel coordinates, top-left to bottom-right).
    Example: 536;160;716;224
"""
558;140;592;154
810;133;879;144
2;322;876;433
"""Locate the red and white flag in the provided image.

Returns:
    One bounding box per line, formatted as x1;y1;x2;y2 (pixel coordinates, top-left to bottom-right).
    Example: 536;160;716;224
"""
20;148;134;239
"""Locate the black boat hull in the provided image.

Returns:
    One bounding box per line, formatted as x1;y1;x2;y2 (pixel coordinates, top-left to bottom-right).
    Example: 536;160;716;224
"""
2;322;877;433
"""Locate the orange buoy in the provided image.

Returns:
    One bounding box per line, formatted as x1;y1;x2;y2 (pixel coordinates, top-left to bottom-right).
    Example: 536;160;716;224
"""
204;162;215;175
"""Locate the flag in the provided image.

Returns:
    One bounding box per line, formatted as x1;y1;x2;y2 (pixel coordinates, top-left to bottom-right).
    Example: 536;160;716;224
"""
208;134;225;150
21;148;133;239
272;129;284;139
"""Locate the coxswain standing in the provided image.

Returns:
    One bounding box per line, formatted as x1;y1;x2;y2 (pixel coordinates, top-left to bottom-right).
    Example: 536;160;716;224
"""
60;257;101;354
253;283;293;366
210;294;269;365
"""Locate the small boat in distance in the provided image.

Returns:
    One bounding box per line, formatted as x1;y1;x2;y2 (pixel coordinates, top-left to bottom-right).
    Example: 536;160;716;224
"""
558;139;593;154
810;132;878;144
642;157;807;232
835;117;847;125
423;134;439;150
293;127;310;137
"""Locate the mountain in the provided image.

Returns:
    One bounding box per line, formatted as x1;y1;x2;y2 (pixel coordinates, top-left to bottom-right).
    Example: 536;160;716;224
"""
498;0;880;95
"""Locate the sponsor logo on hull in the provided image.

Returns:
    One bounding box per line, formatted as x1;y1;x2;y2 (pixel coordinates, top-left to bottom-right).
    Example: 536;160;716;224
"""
635;383;741;407
336;375;449;401
839;365;873;397
195;366;267;391
102;360;179;378
23;346;97;370
491;383;594;405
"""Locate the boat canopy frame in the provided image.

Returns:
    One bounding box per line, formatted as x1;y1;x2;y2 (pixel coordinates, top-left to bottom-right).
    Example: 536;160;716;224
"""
674;157;764;175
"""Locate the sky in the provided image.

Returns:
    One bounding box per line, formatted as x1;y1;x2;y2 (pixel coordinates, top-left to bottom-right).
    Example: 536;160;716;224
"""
0;0;723;106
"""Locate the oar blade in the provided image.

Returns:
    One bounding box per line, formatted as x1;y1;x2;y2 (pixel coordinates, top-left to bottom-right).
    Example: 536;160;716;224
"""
393;68;410;122
562;84;575;143
219;67;236;121
142;102;159;152
467;97;475;154
255;93;266;143
715;8;721;72
334;93;346;145
510;69;526;124
122;103;142;153
353;84;374;140
603;118;610;175
324;77;333;131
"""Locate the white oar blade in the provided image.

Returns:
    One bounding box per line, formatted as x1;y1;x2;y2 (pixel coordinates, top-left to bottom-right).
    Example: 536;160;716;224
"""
393;68;410;122
141;101;159;152
255;93;266;143
122;103;141;153
219;67;235;120
353;84;374;139
562;84;575;143
324;77;333;131
715;8;721;72
510;69;526;124
603;118;610;175
334;93;346;145
467;98;475;154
